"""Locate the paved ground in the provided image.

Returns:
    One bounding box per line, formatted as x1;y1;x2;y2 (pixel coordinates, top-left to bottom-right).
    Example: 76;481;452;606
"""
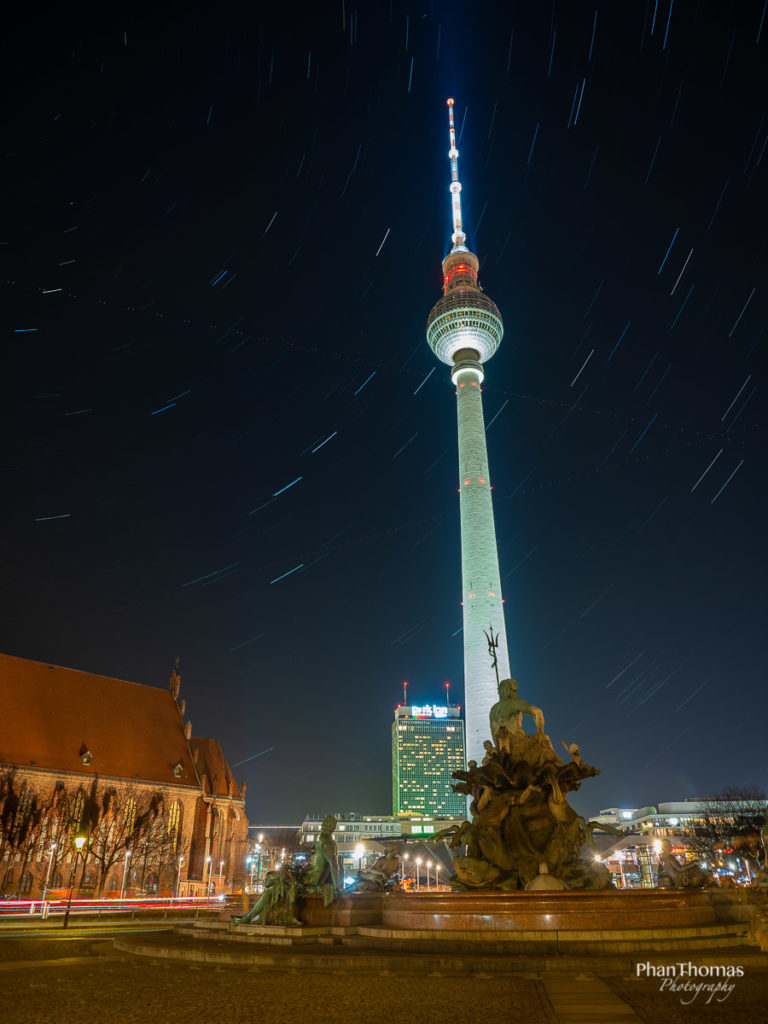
0;933;765;1024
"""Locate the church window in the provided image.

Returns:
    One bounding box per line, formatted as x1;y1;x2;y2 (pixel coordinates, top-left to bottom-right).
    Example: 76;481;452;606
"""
168;801;181;852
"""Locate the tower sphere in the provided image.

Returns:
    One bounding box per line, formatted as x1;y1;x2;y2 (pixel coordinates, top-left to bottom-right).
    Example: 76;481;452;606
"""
426;253;504;367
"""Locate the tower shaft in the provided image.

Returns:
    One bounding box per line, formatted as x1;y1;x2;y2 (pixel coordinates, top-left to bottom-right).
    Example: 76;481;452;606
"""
455;364;510;760
426;98;510;767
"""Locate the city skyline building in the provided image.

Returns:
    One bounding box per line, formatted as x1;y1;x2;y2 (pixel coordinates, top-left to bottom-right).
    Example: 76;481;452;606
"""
426;98;510;766
391;703;466;817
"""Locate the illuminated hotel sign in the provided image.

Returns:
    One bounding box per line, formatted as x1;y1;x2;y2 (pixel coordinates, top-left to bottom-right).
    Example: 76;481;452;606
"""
410;705;449;718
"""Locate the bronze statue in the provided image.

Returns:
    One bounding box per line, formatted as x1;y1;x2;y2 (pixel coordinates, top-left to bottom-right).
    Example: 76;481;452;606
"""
657;839;715;889
233;814;341;927
301;814;340;906
232;867;301;926
443;673;611;891
561;741;583;768
489;678;544;749
347;844;400;893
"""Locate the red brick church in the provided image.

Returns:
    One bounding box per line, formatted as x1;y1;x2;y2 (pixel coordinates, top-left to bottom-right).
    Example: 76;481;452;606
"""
0;654;248;898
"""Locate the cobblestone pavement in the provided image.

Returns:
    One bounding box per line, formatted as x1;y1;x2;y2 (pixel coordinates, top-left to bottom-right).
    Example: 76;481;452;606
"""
605;971;766;1024
0;936;557;1024
0;935;765;1024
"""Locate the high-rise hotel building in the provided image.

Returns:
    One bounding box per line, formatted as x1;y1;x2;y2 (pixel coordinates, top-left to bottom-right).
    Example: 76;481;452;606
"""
392;704;466;816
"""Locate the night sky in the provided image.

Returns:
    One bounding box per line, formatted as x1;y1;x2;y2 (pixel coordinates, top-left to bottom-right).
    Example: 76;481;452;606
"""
3;1;766;825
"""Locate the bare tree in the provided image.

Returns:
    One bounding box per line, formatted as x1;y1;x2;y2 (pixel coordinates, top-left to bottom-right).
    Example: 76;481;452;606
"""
0;766;43;894
0;763;193;897
687;785;767;866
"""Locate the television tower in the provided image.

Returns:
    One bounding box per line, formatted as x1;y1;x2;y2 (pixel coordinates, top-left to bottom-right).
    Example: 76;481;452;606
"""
426;98;510;767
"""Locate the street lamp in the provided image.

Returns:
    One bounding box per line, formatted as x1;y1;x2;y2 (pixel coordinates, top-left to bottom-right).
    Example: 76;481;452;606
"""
219;860;225;894
354;843;365;875
653;839;662;886
175;855;184;898
426;860;432;890
120;850;131;900
42;842;57;895
401;852;409;888
205;856;212;897
415;857;422;891
435;864;441;890
63;835;87;929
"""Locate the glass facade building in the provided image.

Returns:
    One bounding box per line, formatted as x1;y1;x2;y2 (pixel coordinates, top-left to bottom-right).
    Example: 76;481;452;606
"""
392;704;466;816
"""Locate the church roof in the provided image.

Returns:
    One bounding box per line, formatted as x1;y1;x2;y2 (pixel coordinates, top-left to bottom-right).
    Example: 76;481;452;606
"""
0;653;205;789
193;735;242;799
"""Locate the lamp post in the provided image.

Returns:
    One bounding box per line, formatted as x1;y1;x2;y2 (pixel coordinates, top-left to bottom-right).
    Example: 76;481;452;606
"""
415;857;422;891
42;842;57;895
120;850;131;900
435;864;441;890
175;855;184;898
204;856;212;897
426;860;432;890
63;835;86;929
652;839;662;886
256;837;264;887
401;852;409;889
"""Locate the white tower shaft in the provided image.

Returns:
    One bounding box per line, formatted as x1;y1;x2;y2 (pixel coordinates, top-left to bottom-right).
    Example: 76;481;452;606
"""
455;364;510;763
426;97;511;768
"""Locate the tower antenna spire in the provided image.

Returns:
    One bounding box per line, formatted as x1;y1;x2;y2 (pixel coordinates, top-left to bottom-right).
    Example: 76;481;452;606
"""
446;98;466;250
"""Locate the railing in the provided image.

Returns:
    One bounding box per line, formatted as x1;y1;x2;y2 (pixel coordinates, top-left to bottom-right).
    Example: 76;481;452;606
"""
0;896;225;920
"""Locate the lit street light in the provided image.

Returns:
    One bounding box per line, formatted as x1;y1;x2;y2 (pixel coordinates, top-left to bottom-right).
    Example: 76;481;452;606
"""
120;850;131;899
42;842;57;895
63;835;87;929
219;860;225;894
415;857;422;891
653;839;662;886
175;855;185;898
205;856;212;896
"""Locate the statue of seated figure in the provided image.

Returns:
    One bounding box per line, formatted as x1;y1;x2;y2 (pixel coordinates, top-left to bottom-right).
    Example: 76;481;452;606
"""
489;679;544;750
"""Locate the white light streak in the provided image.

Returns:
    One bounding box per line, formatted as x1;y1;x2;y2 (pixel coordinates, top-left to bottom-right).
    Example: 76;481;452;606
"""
413;367;435;395
728;288;756;337
272;477;303;497
710;460;744;504
721;375;752;421
269;564;304;584
690;449;723;492
570;348;594;387
311;431;338;453
375;228;391;257
670;248;693;295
